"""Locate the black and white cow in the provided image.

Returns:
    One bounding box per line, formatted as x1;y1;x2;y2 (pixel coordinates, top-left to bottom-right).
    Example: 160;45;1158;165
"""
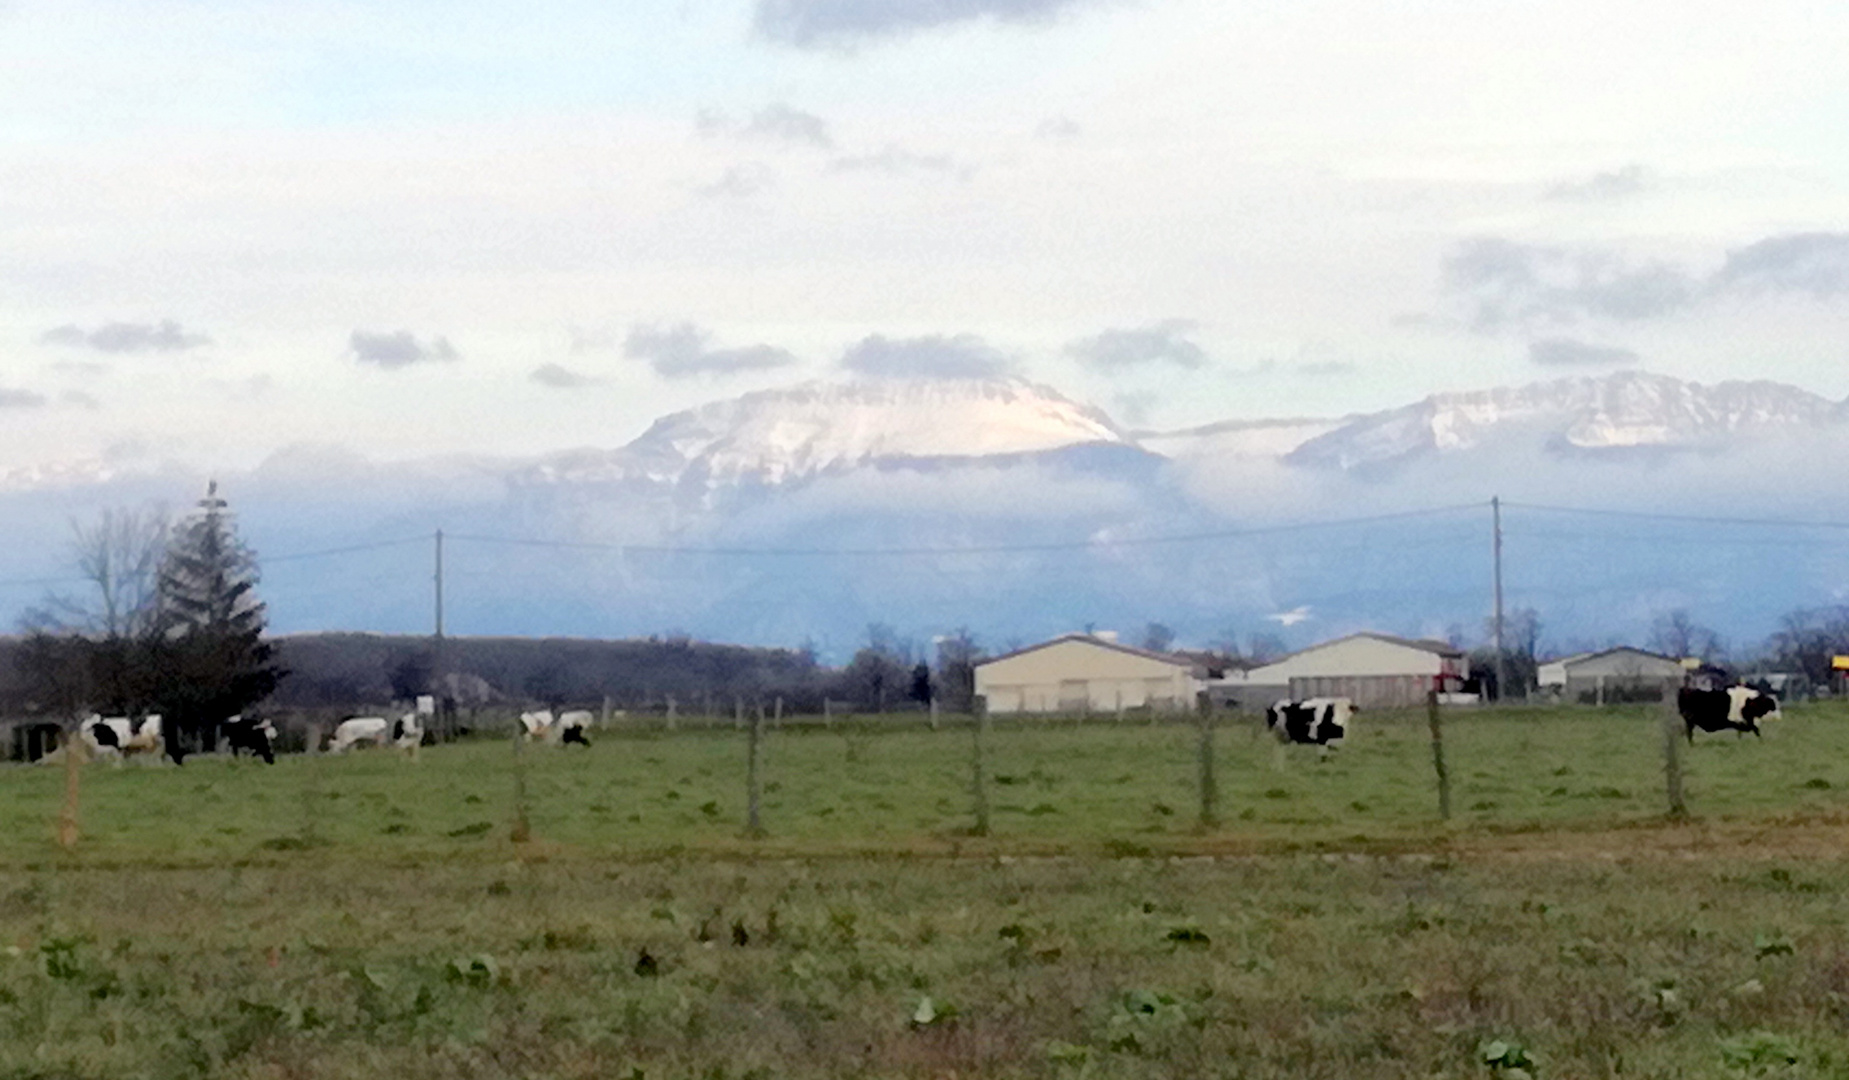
556;709;593;747
1265;697;1355;754
222;714;278;764
1677;685;1780;743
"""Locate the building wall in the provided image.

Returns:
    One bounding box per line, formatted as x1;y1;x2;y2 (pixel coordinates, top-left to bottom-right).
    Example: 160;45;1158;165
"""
1567;651;1683;681
1287;674;1442;710
977;639;1196;715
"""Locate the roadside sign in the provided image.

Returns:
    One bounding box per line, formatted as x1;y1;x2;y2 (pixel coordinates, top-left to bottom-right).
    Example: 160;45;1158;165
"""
1832;655;1849;671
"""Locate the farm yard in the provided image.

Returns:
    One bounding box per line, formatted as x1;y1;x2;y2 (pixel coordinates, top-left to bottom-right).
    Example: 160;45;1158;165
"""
9;702;1849;1077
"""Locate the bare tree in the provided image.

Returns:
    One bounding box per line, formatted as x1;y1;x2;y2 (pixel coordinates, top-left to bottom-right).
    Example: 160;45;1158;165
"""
1141;622;1176;652
23;506;169;638
1649;609;1724;663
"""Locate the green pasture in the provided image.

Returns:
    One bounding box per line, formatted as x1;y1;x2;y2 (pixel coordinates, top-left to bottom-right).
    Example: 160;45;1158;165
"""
6;701;1849;863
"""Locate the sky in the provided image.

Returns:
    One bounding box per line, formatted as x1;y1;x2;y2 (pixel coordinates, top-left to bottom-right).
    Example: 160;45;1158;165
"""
2;0;1847;476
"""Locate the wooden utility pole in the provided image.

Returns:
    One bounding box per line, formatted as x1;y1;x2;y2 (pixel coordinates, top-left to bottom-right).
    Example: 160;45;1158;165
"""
433;529;447;739
1196;700;1219;829
971;707;991;837
1491;497;1507;704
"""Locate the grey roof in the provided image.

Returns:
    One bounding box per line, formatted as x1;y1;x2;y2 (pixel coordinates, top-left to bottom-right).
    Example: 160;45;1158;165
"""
1545;646;1681;668
975;633;1196;670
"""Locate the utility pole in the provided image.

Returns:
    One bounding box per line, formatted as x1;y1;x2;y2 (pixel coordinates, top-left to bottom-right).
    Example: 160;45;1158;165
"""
1491;497;1507;704
434;529;446;738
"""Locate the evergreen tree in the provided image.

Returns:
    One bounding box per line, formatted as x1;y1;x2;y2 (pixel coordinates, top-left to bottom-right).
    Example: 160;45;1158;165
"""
154;481;284;753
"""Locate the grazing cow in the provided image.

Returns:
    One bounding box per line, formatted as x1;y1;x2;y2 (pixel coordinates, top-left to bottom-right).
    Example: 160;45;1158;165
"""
1265;697;1355;755
519;710;555;741
329;716;390;753
1677;685;1780;742
556;709;593;747
79;715;134;760
81;714;168;762
391;712;422;750
222;714;277;764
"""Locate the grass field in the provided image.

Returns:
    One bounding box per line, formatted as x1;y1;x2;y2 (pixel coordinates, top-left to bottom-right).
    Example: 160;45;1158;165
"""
8;702;1849;1077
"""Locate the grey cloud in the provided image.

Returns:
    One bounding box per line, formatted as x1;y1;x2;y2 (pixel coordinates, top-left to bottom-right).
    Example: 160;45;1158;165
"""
1715;232;1849;298
1066;320;1207;371
1544;165;1650;202
696;163;776;198
531;363;600;389
1294;361;1355;377
39;319;210;353
348;330;459;369
698;104;834;149
1441;238;1696;331
754;0;1103;47
0;388;47;408
840;333;1015;379
625;323;798;379
59;389;100;409
1529;338;1640;367
1035;115;1082;140
828;146;968;179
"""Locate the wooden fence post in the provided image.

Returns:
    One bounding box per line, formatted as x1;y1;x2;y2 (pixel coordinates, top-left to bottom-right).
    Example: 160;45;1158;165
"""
1427;689;1451;821
57;725;83;850
666;696;677;732
510;722;532;843
929;695;939;731
971;706;991;837
774;695;783;731
746;703;766;837
734;696;743;731
1196;699;1219;829
1662;678;1687;818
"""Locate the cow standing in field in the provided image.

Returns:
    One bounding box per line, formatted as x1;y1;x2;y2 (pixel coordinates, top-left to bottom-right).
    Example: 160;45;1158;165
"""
556;710;593;747
1266;697;1355;758
222;715;278;764
328;716;390;753
391;712;422;750
81;714;169;763
519;710;556;742
1677;686;1780;742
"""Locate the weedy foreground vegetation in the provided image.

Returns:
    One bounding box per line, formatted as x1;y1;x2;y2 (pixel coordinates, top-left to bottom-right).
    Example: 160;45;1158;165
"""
8;703;1849;1078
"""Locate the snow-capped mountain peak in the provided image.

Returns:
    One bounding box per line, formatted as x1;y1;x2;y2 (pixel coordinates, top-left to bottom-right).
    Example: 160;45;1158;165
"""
521;377;1132;492
1286;370;1842;471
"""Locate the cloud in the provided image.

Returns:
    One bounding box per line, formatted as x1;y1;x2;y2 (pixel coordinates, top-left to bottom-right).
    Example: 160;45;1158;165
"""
696;163;776;198
1441;238;1697;331
0;388;48;408
624;323;798;379
59;389;100;409
1714;232;1849;298
829;145;968;179
1294;361;1355;377
1066;320;1207;371
700;104;834;149
47;360;108;377
531;363;600;389
1529;338;1640;367
39;319;210;353
753;0;1104;48
839;333;1015;379
348;330;459;369
1034;115;1082;140
1544;165;1651;202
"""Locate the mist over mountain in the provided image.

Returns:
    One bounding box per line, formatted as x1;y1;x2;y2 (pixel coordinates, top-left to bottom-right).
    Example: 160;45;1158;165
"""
5;372;1848;661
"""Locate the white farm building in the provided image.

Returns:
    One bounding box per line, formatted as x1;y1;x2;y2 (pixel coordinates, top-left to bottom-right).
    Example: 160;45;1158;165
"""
1537;647;1684;703
1221;632;1470;710
975;634;1202;715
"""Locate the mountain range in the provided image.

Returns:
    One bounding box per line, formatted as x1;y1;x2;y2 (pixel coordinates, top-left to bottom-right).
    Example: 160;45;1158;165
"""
6;369;1848;659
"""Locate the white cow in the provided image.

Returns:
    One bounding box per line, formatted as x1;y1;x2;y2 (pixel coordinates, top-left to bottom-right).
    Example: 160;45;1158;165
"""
79;714;134;760
329;716;390;753
556;709;594;747
391;711;422;750
519;709;556;741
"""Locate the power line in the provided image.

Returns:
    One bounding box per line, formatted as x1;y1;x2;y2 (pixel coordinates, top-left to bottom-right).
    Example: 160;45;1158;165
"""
1503;500;1849;532
263;536;430;564
444;502;1485;558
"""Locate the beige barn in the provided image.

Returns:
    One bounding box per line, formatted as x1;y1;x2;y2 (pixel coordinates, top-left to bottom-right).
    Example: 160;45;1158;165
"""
975;634;1201;715
1228;632;1469;710
1537;647;1683;703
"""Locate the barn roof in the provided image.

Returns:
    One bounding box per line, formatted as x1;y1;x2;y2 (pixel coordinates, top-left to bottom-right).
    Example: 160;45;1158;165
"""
1544;646;1680;668
975;633;1197;670
1278;631;1465;661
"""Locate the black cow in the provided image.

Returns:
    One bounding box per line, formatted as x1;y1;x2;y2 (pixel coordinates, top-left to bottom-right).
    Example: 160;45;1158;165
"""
1676;686;1779;743
1265;697;1355;753
223;714;277;764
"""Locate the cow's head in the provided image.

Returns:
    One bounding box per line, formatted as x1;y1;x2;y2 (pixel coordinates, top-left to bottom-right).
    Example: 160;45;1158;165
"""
1741;692;1781;724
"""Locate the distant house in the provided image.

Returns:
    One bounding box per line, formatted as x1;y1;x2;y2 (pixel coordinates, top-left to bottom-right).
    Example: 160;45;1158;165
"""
975;633;1202;715
1218;632;1470;710
1537;647;1683;703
